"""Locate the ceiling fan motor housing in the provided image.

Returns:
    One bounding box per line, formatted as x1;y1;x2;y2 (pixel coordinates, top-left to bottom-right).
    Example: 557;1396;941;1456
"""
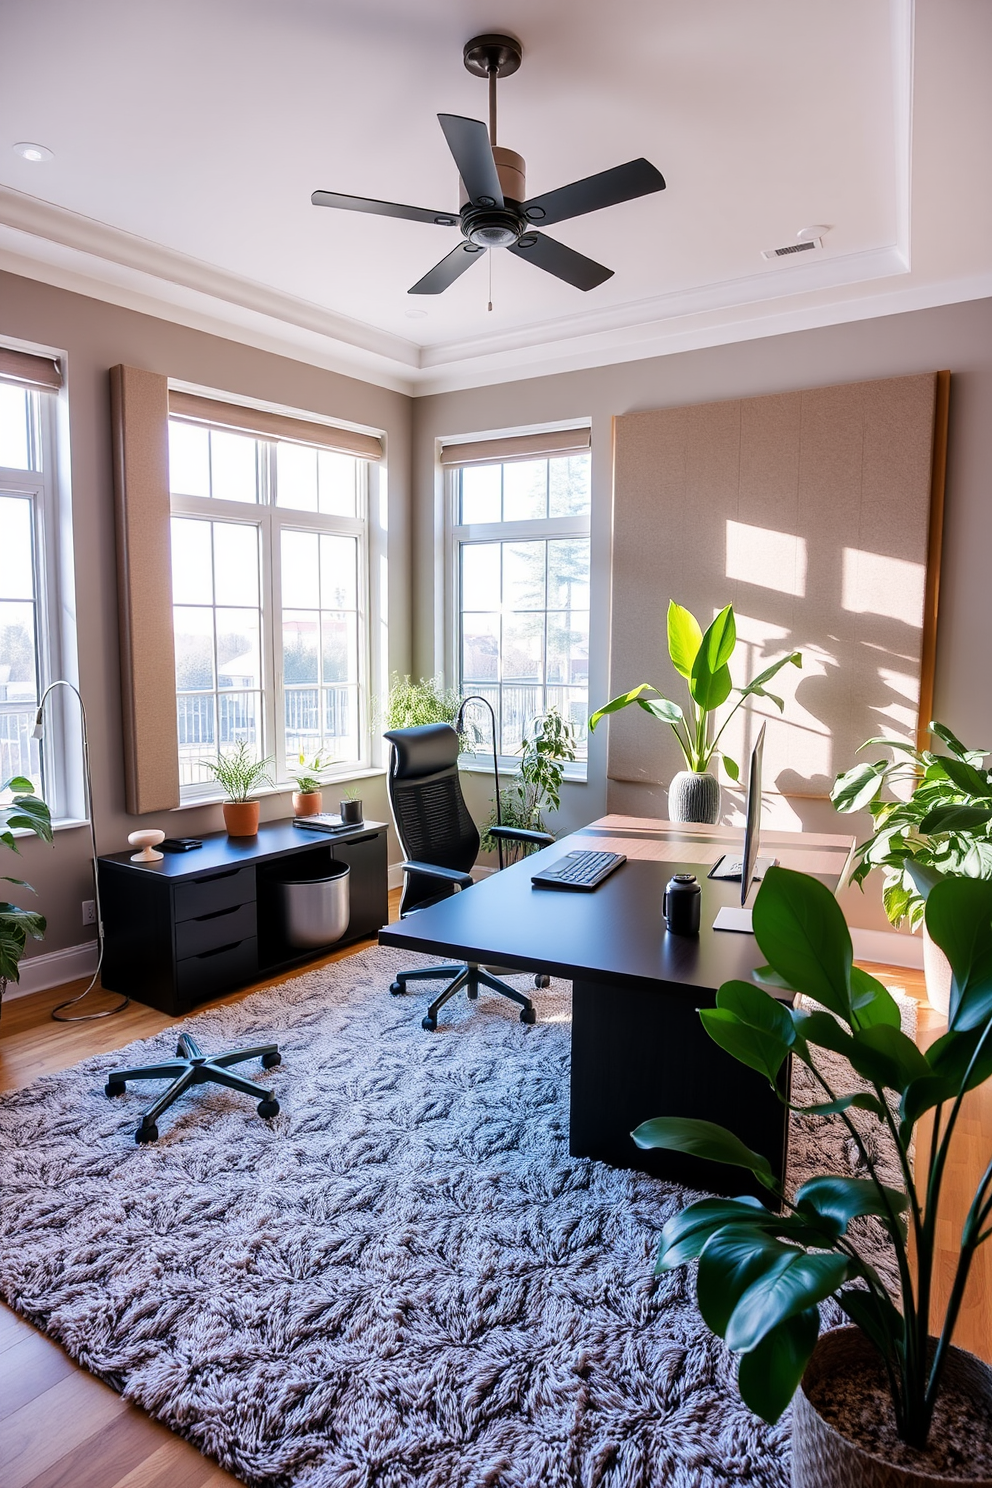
460;145;527;245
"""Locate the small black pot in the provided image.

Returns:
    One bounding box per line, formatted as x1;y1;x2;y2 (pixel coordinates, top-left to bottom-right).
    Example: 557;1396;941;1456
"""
339;799;363;825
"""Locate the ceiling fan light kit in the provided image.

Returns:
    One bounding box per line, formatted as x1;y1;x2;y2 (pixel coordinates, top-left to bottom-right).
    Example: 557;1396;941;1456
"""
311;32;666;297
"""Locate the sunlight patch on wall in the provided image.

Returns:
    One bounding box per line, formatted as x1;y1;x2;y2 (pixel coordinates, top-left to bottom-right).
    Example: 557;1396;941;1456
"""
842;549;925;628
726;521;807;597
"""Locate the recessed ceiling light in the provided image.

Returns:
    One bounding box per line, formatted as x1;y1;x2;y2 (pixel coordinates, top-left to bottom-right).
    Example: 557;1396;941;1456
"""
405;309;428;320
797;224;830;241
12;142;54;163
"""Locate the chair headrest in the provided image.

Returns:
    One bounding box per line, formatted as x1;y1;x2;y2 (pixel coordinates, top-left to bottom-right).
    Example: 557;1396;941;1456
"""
385;723;459;780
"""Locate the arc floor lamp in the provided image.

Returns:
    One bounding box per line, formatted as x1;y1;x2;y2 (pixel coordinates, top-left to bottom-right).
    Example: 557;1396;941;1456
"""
32;679;128;1022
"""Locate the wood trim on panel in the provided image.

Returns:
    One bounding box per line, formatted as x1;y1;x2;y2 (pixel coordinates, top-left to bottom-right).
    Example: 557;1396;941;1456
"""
439;426;591;467
917;369;950;750
111;365;181;814
0;347;62;391
168;391;382;461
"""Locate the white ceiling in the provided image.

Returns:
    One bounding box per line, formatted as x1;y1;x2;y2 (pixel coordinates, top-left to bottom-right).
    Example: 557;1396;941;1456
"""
0;0;990;393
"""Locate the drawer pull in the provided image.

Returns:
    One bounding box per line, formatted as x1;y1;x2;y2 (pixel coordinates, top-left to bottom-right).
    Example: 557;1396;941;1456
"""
193;868;241;885
195;940;244;960
341;833;377;846
193;904;240;924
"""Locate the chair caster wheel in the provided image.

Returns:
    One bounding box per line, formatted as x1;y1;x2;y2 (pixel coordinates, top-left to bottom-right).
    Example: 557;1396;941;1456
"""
390;980;405;996
534;974;551;988
257;1098;280;1119
105;1079;126;1098
135;1121;158;1144
520;1006;536;1025
422;1015;437;1031
261;1051;281;1069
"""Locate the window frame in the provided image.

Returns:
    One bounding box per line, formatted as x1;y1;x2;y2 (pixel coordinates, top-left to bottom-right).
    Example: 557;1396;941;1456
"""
168;420;375;804
445;453;591;779
0;379;81;823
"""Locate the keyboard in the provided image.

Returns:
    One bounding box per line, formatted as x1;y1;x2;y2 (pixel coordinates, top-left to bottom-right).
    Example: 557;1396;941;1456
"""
531;849;626;892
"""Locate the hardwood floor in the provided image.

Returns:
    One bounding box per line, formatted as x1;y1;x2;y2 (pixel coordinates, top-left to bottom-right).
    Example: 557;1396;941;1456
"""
0;931;987;1485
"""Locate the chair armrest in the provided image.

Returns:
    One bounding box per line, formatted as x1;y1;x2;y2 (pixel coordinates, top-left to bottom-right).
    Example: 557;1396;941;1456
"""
488;826;555;848
400;860;475;891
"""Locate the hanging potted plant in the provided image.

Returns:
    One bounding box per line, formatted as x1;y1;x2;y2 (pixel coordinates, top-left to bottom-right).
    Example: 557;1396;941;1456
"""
200;743;272;836
634;865;992;1486
290;751;327;818
832;720;992;1017
590;601;801;824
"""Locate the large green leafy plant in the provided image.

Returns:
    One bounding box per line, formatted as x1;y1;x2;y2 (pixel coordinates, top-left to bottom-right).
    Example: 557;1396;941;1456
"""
384;674;463;733
832;720;992;929
0;775;52;1002
590;601;801;781
482;708;577;861
635;866;992;1449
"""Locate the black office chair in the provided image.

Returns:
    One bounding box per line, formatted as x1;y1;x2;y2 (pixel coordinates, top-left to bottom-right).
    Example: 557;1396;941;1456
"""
384;722;554;1030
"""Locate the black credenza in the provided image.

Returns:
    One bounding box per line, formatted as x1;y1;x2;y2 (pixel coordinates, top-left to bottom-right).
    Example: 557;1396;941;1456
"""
98;819;389;1016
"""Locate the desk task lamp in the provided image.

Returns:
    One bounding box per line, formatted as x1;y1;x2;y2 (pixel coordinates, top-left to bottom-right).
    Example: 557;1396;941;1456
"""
454;694;505;870
32;680;129;1022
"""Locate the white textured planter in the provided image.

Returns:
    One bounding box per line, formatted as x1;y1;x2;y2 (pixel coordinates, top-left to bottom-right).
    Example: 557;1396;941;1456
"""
923;925;952;1019
669;770;721;824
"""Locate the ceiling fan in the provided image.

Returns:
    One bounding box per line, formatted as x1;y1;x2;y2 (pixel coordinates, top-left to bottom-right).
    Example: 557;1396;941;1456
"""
311;33;666;296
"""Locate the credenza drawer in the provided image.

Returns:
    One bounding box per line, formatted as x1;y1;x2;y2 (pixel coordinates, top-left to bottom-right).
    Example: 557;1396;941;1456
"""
174;866;254;923
176;936;257;1005
175;900;256;958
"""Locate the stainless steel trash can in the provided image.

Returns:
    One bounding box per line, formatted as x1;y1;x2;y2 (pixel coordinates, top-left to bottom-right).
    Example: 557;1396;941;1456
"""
274;860;350;949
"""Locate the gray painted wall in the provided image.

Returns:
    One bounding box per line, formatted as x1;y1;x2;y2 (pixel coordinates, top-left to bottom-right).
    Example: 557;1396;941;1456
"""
1;270;412;962
412;297;992;932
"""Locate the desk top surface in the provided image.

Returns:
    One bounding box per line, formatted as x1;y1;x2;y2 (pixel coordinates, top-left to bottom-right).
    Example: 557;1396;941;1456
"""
99;819;387;880
378;814;855;994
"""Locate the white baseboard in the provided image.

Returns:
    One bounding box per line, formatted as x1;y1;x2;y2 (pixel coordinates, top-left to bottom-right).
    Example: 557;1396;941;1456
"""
5;940;99;999
851;927;923;969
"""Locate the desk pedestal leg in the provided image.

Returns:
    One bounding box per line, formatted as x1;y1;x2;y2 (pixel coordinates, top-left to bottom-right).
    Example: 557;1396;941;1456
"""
569;977;789;1200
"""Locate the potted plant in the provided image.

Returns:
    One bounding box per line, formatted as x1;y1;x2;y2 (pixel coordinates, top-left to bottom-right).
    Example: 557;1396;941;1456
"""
0;775;52;1022
290;751;327;817
339;784;363;826
590;601;801;824
634;865;992;1485
383;673;463;734
200;743;272;836
832;720;992;1015
482;707;577;864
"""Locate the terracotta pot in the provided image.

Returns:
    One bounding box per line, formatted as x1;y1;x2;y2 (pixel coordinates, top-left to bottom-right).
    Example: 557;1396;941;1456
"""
292;790;323;817
923;924;952;1019
223;800;260;837
792;1326;992;1488
668;770;721;824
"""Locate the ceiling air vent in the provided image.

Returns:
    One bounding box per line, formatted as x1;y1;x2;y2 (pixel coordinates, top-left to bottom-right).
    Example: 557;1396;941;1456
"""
761;237;823;261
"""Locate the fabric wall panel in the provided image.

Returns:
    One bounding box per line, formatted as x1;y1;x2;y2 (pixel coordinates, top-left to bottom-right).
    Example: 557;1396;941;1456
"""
607;372;943;806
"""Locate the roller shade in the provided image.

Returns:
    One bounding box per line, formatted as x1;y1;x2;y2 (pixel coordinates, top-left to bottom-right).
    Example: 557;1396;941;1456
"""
0;347;62;392
168;391;382;461
439;426;591;468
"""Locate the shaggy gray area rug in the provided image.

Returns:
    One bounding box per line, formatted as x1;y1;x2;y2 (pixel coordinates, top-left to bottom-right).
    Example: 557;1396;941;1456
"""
0;949;912;1488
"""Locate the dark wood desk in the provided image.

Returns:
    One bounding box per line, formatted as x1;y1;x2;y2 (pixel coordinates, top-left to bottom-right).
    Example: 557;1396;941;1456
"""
379;815;854;1195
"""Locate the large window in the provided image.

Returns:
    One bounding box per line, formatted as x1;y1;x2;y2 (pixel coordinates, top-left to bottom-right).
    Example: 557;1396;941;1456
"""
451;452;591;764
168;415;369;797
0;375;66;806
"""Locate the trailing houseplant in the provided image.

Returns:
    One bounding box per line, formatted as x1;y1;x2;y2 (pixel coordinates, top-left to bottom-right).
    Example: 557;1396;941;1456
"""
590;601;801;824
482;707;577;863
200;743;272;836
0;775;52;1020
634;865;992;1484
832;721;992;1015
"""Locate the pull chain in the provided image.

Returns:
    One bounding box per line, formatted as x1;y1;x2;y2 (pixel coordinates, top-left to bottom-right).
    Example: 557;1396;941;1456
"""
488;251;493;313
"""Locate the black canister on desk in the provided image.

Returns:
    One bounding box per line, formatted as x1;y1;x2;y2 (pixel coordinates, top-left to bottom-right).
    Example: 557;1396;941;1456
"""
663;872;701;936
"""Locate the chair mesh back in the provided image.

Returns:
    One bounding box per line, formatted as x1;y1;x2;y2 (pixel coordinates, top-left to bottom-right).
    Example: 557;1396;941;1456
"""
385;725;480;915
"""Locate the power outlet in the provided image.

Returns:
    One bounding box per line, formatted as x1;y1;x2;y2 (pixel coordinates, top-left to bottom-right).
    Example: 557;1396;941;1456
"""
82;899;96;926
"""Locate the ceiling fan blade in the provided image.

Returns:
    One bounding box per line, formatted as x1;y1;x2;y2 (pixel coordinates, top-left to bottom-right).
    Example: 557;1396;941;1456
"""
508;232;613;291
409;242;486;295
520;158;665;227
437;114;504;208
311;190;459;228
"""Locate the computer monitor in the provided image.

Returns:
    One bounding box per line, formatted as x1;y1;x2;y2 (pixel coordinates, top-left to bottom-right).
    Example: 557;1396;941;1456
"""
739;720;766;908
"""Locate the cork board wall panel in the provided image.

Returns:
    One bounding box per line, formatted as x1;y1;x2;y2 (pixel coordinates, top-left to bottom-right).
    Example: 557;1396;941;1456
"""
607;372;941;800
